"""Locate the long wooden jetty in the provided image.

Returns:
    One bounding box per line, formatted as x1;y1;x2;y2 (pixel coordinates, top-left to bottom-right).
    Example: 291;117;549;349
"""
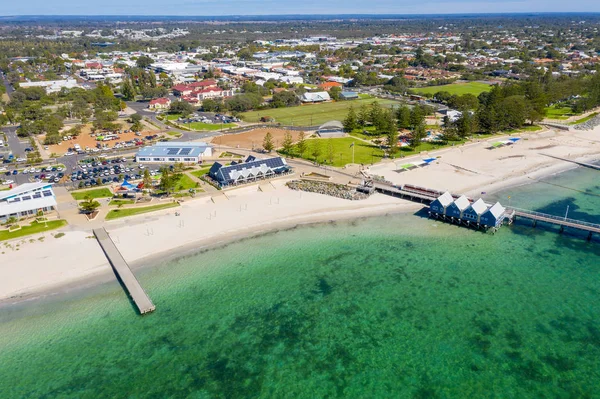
509;208;600;240
93;228;155;315
360;179;599;240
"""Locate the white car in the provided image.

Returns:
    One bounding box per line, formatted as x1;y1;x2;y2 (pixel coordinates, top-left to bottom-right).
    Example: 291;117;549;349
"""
65;151;75;156
0;167;7;172
56;167;64;172
22;169;29;174
3;179;14;185
16;158;27;162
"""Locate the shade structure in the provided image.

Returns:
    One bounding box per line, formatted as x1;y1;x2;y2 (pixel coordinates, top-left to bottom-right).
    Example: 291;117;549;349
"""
508;137;521;142
423;158;436;163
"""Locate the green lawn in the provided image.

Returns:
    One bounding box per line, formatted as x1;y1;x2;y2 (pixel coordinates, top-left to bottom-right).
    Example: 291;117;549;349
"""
240;97;402;126
569;112;598;125
105;202;180;221
545;105;576;120
71;188;113;200
191;167;211;178
187;122;236;131
284;137;385;167
412;82;493;96
109;199;135;206
175;174;198;191
0;220;67;241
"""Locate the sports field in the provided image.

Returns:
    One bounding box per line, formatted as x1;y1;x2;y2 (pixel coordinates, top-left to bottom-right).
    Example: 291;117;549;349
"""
240;98;402;126
412;82;493;96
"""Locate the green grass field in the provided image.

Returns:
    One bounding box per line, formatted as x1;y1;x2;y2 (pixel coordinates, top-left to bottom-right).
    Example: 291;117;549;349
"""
108;199;135;206
545;105;576;120
569;112;599;125
190;166;212;178
175;174;198;191
187;122;236;131
240;98;402;126
0;220;67;241
285;137;385;167
71;188;113;200
412;82;493;96
105;202;180;221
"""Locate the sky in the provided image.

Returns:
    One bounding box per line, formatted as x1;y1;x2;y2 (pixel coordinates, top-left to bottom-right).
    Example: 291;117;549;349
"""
1;0;600;16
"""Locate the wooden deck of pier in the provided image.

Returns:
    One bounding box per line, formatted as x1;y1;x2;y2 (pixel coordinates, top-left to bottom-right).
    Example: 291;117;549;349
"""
93;228;156;315
509;208;600;239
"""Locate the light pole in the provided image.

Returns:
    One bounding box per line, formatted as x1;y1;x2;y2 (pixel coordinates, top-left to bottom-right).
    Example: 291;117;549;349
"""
564;205;569;221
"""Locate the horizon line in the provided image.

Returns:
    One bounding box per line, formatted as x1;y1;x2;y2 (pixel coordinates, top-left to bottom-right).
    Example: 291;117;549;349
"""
2;12;600;18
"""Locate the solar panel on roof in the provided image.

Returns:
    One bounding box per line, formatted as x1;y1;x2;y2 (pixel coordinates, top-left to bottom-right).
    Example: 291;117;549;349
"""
179;148;192;155
166;148;179;155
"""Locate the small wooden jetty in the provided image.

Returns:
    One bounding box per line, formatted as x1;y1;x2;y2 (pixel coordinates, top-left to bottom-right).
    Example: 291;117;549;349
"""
93;228;156;315
359;179;598;240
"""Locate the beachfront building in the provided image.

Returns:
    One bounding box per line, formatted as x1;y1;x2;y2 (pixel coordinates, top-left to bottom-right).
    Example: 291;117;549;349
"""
0;183;57;222
479;202;506;228
208;156;292;187
135;142;213;164
446;195;470;219
461;198;488;224
301;91;331;103
429;191;454;215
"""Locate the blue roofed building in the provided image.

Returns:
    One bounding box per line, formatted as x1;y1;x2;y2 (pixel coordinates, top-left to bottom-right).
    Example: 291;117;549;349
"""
208;156;292;187
135;142;212;164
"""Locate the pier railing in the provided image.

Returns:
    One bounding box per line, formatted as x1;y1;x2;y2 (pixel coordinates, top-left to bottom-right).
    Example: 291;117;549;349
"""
508;207;600;230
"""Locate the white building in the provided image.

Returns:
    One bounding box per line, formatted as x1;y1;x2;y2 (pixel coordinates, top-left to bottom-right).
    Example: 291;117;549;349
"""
19;79;82;93
135;142;213;164
0;183;57;222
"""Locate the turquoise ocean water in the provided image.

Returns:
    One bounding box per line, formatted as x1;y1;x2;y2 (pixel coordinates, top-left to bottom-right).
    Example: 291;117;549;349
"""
0;166;599;398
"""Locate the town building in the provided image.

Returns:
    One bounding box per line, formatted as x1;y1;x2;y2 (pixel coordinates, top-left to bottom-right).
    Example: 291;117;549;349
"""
135;142;213;164
148;98;171;110
0;183;57;223
301;91;331;103
208;156;292;187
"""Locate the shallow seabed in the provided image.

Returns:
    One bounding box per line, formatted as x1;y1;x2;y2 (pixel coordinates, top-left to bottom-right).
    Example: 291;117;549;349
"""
0;168;599;398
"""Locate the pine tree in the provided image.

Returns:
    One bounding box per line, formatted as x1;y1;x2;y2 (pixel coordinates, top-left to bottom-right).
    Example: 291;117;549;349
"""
263;132;274;152
343;106;358;132
311;140;322;163
410;122;427;150
357;104;369;127
281;131;293;155
121;79;136;101
296;131;307;156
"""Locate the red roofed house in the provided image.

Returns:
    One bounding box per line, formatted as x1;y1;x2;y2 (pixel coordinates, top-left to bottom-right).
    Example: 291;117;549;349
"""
173;79;219;97
318;82;343;91
148;97;172;110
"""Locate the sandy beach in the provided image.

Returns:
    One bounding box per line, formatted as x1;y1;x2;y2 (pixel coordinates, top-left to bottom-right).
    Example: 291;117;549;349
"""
1;124;600;304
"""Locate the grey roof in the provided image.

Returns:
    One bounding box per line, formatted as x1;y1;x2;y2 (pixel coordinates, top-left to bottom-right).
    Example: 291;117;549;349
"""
209;157;290;185
136;142;211;158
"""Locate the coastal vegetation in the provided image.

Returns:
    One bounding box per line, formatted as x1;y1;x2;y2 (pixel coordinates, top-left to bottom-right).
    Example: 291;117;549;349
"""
105;202;180;220
0;220;67;241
